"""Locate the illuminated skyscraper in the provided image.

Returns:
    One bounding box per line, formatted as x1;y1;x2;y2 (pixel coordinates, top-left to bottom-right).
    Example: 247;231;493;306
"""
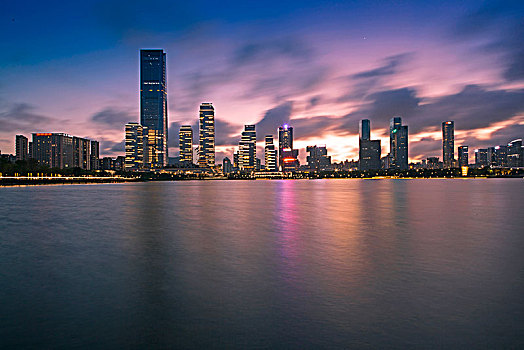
90;140;99;170
125;122;145;171
390;117;408;170
507;139;523;167
179;125;193;166
278;124;293;169
442;121;455;168
140;49;167;168
239;125;256;171
32;133;74;169
15;135;28;161
264;135;277;171
198;103;215;167
458;146;468;167
73;137;91;170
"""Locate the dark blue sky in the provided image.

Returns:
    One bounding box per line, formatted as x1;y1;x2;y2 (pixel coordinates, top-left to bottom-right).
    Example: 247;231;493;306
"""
1;0;523;161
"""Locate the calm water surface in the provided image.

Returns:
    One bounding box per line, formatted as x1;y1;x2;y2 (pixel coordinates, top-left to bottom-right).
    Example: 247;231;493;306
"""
1;179;523;349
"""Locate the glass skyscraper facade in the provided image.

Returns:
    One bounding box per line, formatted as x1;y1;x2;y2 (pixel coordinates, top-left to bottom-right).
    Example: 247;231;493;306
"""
359;119;381;170
264;135;277;171
442;121;455;168
278;124;294;169
390;117;408;170
458;146;468;167
140;49;167;168
239;125;256;172
179;125;193;166
125;123;145;171
198;103;215;168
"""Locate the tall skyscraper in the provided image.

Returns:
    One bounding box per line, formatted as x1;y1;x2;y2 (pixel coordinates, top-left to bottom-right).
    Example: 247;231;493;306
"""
179;125;193;166
359;119;370;141
475;149;488;168
90;140;99;170
125;122;145;171
239;125;256;172
32;133;74;169
198;103;215;167
494;145;508;167
73;137;91;170
458;146;468;167
140;49;167;168
222;157;232;174
15;135;28;161
264;135;277;171
278;124;293;169
442;121;455;168
507;139;523;167
390;117;408;170
359;119;381;170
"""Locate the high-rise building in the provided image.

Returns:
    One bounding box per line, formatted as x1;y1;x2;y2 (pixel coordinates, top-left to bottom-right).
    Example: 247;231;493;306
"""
475;149;488;167
458;146;468;167
359;119;381;171
494;145;508;167
125;122;145;171
487;147;496;167
281;148;299;171
222;157;232;174
278;124;293;169
359;119;370;141
90;141;99;170
32;133;74;169
198;103;215;168
140;49;168;168
15;135;28;161
306;145;332;171
507;139;523;167
390;117;408;170
233;151;239;170
179;125;193;166
264;135;278;171
73;137;91;170
239;125;256;172
442;121;455;168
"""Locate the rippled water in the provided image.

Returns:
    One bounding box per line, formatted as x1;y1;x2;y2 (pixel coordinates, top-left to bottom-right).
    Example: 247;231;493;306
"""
1;179;523;349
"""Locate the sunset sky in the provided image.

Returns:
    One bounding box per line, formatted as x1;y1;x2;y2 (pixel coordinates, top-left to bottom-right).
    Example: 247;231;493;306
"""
1;0;523;163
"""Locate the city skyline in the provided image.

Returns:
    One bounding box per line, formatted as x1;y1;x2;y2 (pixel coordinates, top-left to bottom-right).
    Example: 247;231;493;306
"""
1;1;524;163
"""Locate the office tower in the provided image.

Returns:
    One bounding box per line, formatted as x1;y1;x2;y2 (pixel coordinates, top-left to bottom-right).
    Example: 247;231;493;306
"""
239;125;256;171
15;135;28;161
458;146;469;167
125;122;145;171
73;137;91;170
306;145;332;171
280;148;299;171
256;158;261;171
28;142;33;159
359;119;370;141
494;145;508;167
487;147;496;166
359;140;381;171
90;141;99;170
475;149;488;167
278;124;293;169
507;139;523;167
390;117;408;170
223;157;232;174
179;125;193;166
140;49;167;168
442;121;455;168
198;103;215;167
264;135;278;171
359;119;381;171
32;133;74;169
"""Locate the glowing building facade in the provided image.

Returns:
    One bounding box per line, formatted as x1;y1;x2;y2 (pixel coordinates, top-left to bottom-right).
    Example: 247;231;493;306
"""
198;103;215;167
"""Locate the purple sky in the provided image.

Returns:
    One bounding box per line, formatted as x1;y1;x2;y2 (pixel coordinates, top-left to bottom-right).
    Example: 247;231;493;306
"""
1;0;523;163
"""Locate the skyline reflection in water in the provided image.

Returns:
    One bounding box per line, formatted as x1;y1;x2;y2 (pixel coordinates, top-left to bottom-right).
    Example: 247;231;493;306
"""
1;179;523;348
